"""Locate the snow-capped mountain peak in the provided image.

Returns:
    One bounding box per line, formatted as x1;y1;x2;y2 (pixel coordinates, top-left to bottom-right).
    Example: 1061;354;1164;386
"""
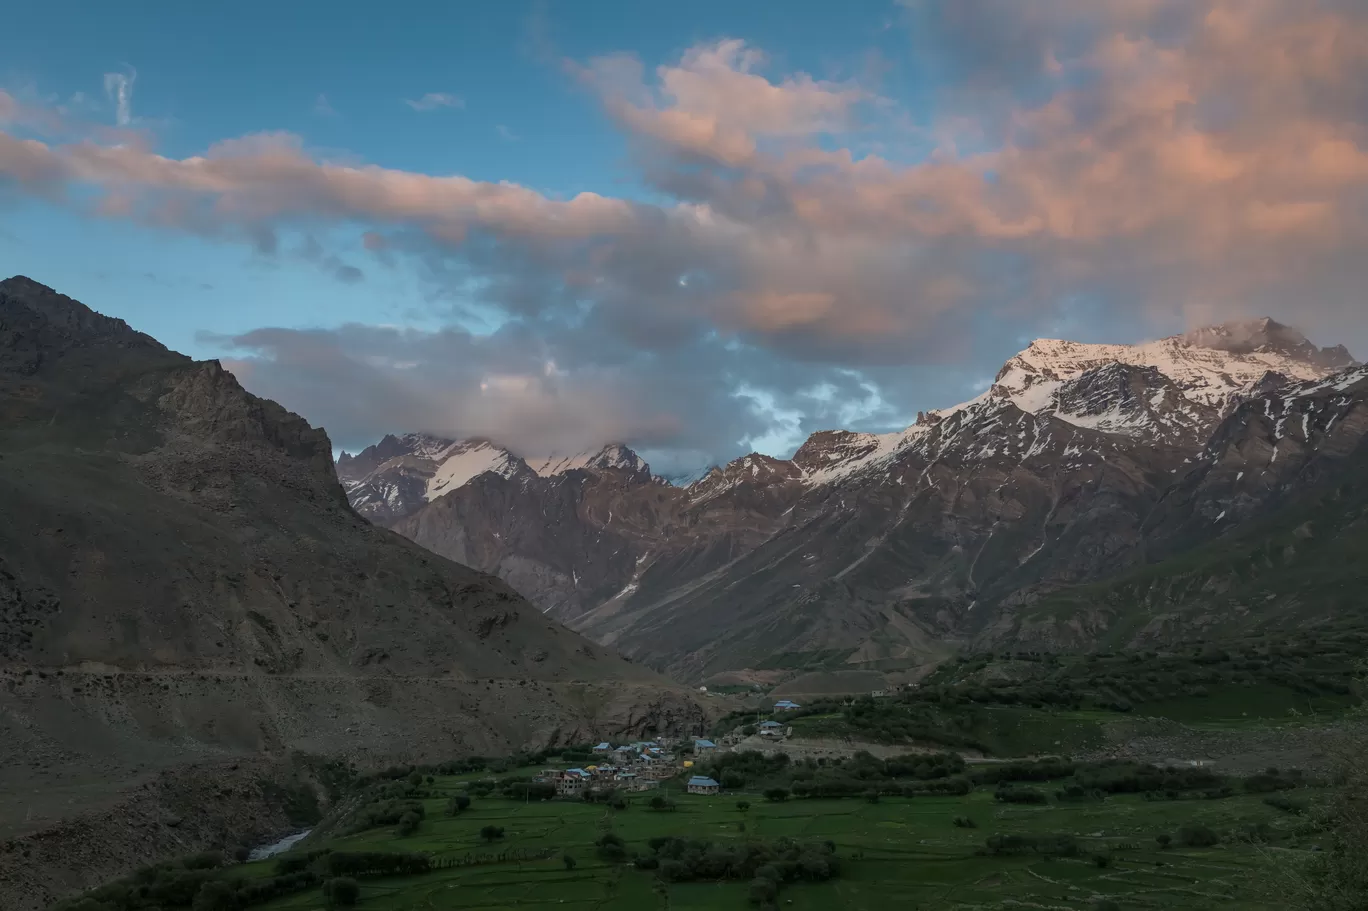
766;318;1356;490
530;443;650;479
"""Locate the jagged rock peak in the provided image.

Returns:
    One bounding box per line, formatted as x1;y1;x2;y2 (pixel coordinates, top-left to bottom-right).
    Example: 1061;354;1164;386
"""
1180;317;1357;368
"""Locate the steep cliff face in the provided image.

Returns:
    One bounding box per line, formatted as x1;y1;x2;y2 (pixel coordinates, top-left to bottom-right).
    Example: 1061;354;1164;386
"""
0;276;705;908
347;318;1362;681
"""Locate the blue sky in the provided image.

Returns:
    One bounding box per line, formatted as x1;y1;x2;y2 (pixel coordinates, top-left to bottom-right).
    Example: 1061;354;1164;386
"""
2;1;1367;471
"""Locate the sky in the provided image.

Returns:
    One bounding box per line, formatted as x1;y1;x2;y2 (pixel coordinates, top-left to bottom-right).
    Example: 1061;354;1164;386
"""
2;0;1367;475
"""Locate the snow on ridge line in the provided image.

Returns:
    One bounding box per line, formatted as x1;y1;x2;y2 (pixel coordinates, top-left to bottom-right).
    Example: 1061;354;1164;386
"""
796;329;1350;490
529;443;647;478
426;441;523;500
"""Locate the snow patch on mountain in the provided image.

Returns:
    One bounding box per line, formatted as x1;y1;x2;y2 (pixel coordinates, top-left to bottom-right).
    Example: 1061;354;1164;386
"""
426;440;524;499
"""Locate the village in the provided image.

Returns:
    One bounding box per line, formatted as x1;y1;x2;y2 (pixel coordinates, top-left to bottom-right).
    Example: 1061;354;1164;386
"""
533;701;806;799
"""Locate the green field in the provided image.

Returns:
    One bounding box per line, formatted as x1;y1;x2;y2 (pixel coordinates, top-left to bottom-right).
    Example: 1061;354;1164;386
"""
244;776;1311;911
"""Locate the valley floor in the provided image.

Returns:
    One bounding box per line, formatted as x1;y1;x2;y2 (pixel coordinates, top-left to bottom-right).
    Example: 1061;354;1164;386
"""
240;777;1302;911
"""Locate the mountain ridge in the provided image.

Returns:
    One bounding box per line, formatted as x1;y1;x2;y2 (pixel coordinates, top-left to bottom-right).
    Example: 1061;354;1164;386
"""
347;318;1362;682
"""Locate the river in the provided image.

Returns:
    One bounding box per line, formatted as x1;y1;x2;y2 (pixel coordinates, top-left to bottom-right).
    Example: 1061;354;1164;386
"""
247;829;313;862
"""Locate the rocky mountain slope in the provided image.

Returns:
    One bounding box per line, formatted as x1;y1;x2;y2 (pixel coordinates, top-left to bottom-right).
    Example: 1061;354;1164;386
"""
997;365;1368;649
0;276;703;909
346;319;1363;682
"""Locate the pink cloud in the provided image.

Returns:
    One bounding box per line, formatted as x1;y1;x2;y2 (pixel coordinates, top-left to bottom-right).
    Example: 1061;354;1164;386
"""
2;3;1368;356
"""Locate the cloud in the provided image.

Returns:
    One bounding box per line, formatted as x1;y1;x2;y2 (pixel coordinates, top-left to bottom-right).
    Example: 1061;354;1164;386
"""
496;124;518;141
404;92;463;112
102;66;136;126
313;94;337;117
4;2;1368;468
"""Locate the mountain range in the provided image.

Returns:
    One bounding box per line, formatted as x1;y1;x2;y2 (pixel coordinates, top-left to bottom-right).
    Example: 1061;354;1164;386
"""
338;319;1367;683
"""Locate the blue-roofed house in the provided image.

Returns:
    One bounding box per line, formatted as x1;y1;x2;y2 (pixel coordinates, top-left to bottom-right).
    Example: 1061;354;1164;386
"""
593;742;612;753
694;739;717;753
759;720;785;737
556;768;591;796
687;776;721;795
774;700;801;711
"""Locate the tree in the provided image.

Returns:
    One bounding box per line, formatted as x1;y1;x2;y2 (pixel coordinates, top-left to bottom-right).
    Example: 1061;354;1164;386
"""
480;825;505;843
864;789;881;804
323;876;360;908
562;853;577;871
396;811;420;836
736;800;751;812
1177;823;1219;847
446;793;471;816
748;875;779;905
407;770;423;787
1156;833;1172;849
763;788;790;803
596;832;627;862
1286;722;1368;909
192;881;237;911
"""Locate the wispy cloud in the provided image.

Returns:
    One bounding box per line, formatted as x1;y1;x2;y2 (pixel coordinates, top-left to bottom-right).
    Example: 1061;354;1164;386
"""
496;124;518;141
403;92;463;112
313;93;337;117
102;66;136;126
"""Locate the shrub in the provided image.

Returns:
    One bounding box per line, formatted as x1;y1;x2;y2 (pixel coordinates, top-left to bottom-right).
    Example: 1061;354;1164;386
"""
1263;793;1308;815
737;800;751;812
480;825;505;843
985;833;1078;857
563;854;577;871
395;811;420;836
596;833;628;862
1156;833;1172;848
1177;823;1220;847
1092;853;1112;868
994;785;1048;805
323;876;360;908
952;816;977;829
763;788;790;802
749;876;779;905
191;881;237;911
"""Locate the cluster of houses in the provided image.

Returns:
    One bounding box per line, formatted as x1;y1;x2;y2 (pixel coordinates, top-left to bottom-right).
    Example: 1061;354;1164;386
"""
535;738;725;796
